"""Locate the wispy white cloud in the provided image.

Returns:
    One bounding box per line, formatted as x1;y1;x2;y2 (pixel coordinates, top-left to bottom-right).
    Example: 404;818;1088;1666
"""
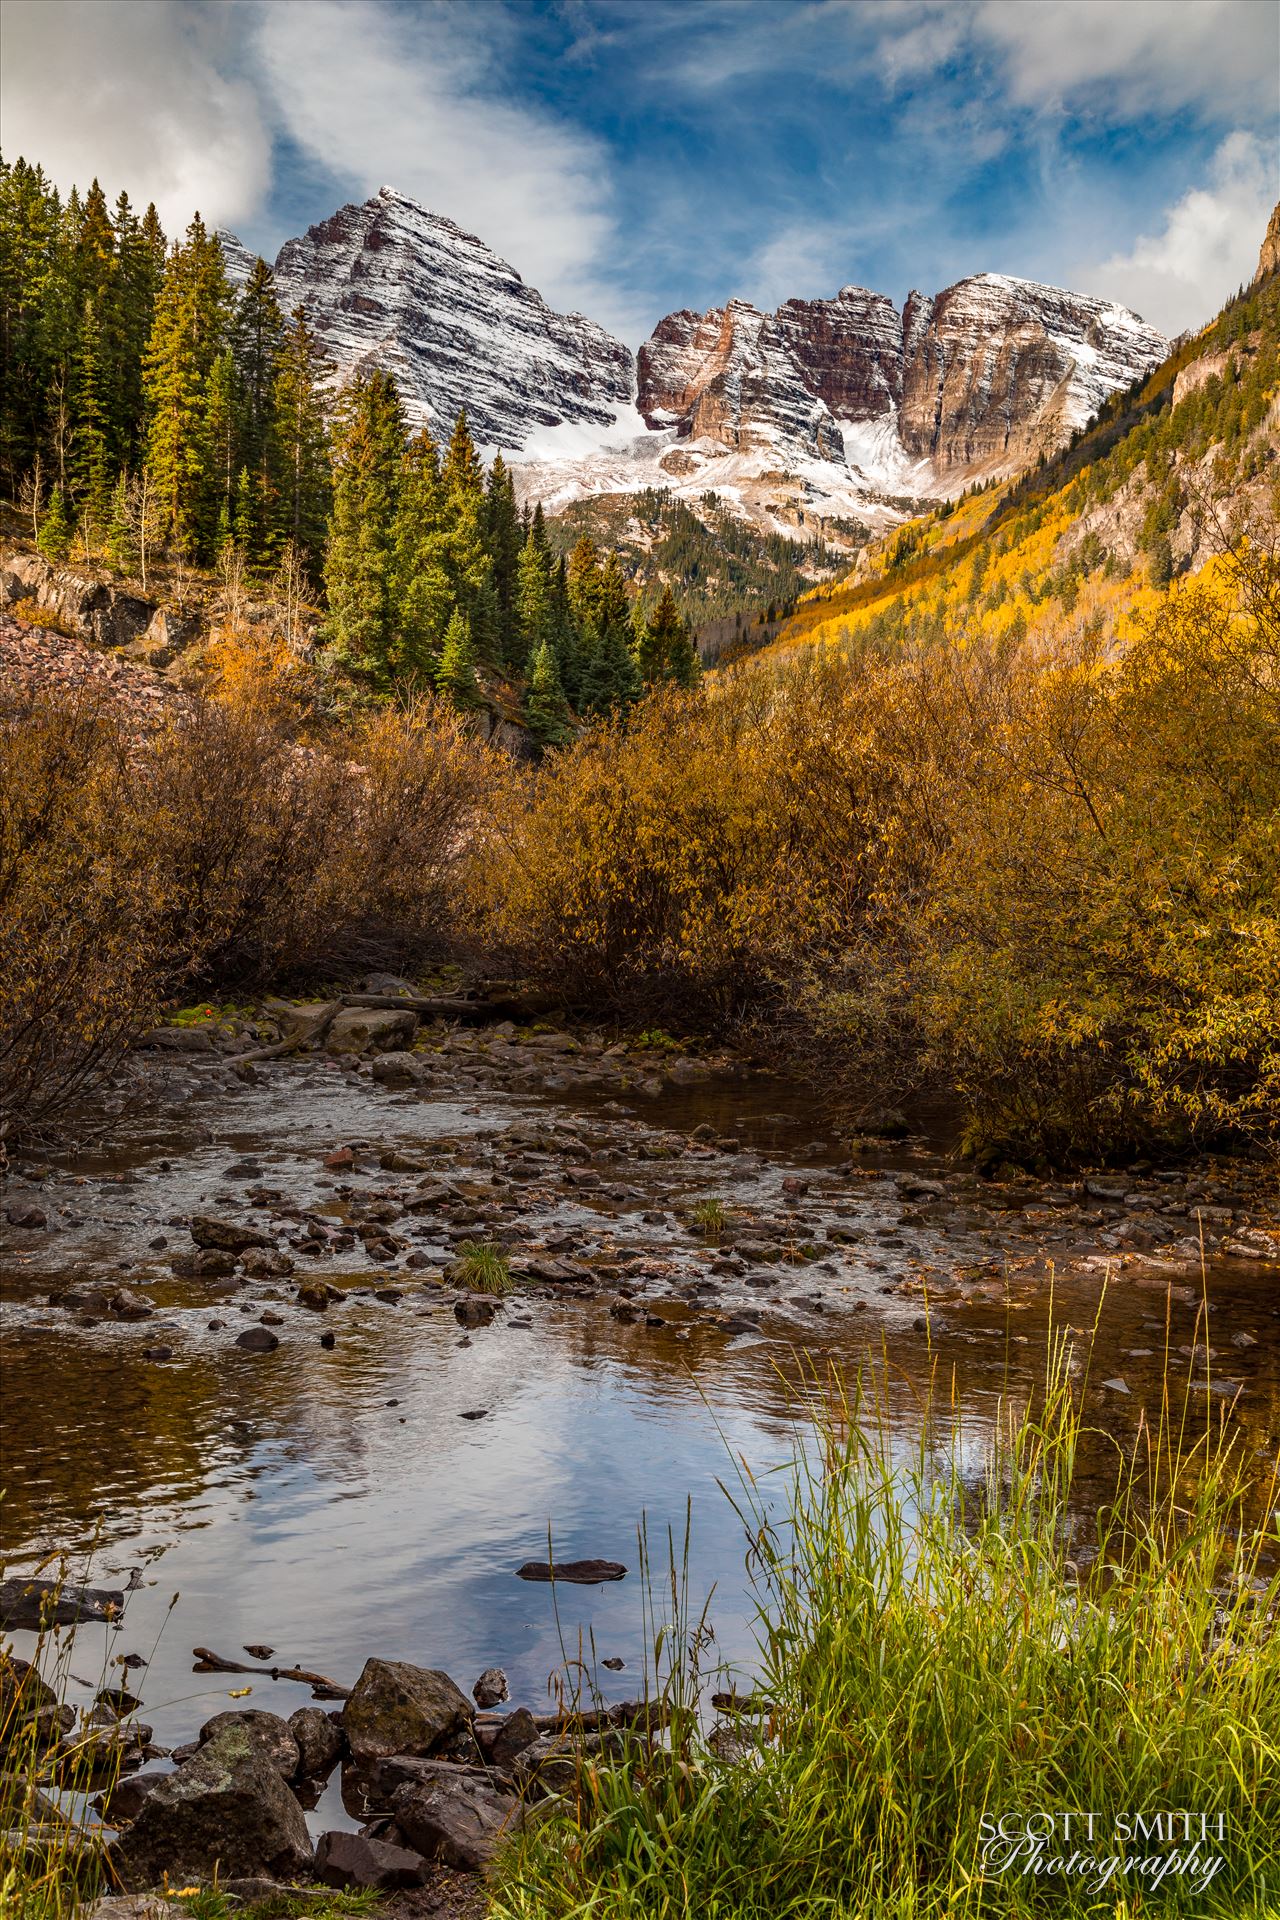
971;0;1279;121
1083;130;1277;334
252;0;643;336
0;0;270;234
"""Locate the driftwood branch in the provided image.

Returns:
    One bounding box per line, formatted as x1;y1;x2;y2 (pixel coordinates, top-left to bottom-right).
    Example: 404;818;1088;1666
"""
227;999;343;1065
191;1645;349;1698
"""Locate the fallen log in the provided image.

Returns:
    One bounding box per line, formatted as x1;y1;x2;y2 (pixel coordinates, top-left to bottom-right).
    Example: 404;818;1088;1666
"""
191;1646;349;1698
227;998;343;1065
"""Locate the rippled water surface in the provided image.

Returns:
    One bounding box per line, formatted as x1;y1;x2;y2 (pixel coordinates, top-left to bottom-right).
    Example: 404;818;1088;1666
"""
2;1052;1276;1828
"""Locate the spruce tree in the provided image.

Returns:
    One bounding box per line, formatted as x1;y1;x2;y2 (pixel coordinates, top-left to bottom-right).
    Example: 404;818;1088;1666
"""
435;607;480;707
106;469;135;574
323;366;404;687
524;639;571;745
485;454;523;665
271;306;330;575
636;584;700;688
143;214;232;557
580;551;640;716
233;258;285;560
70;296;112;536
470;568;503;666
440;409;490;616
550;554;584;703
441;407;484;500
515;529;553;670
0;159;57;487
37;483;71;561
390;427;451;680
203;347;240;542
581;625;639;716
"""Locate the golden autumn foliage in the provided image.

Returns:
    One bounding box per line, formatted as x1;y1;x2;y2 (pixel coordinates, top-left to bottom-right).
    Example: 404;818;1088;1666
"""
479;544;1280;1159
780;273;1279;670
0;667;493;1143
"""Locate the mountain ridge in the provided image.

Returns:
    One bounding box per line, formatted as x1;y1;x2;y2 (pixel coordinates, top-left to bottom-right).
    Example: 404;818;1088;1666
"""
221;187;1169;537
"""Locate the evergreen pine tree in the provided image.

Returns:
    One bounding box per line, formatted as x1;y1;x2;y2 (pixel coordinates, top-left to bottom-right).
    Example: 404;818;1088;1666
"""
580;551;640;715
143;214;232;557
106;469;135;574
524;639;571;745
470;569;503;666
233;258;285;560
441;407;484;499
70;295;112;536
203;347;240;543
550;554;584;703
636;584;700;688
390;427;451;680
0;160;53;487
440;409;490;616
530;499;549;555
271;306;331;576
37;483;71;561
435;607;479;707
323;367;405;687
233;465;255;555
515;529;553;671
485;454;523;666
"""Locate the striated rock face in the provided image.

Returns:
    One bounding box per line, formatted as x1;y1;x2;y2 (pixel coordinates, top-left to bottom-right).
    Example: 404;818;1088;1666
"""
638;275;1164;479
638;300;844;459
1257;202;1280;281
263;187;634;445
898;274;1166;469
220;186;1168;525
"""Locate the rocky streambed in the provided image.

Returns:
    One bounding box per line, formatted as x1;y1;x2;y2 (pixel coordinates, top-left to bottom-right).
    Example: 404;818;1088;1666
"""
2;989;1278;1903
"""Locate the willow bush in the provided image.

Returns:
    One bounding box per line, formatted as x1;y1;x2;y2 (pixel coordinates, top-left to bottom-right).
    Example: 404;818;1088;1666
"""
479;550;1279;1158
0;676;492;1145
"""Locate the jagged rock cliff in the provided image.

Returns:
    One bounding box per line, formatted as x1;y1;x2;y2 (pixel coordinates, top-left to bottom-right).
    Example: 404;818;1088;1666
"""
638;275;1165;479
1257;202;1280;282
222;188;1167;532
232;187;634;446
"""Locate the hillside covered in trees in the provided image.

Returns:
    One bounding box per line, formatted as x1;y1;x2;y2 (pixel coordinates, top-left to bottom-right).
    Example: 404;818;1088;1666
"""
544;488;842;651
0;155;698;738
776;267;1279;660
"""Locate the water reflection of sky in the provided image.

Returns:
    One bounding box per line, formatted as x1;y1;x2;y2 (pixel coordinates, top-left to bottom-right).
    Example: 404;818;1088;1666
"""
3;1060;1277;1834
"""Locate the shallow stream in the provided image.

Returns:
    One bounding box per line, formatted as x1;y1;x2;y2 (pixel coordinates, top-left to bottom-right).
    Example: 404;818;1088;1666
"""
2;1038;1276;1833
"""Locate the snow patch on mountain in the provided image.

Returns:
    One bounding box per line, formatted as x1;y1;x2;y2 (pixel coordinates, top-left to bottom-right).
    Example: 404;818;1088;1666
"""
219;189;1168;539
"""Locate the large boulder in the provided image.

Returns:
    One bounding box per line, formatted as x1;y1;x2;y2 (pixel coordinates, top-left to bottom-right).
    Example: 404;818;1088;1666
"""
190;1216;272;1254
341;1658;473;1766
264;1000;337;1043
327;1009;417;1055
489;1707;541;1772
371;1051;429;1087
288;1706;343;1780
196;1710;299;1780
391;1768;523;1872
2;553;158;650
0;1577;124;1631
314;1830;427;1892
110;1734;312;1890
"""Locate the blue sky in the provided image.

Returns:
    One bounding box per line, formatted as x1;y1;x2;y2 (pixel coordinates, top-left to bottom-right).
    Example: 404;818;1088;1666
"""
3;0;1277;341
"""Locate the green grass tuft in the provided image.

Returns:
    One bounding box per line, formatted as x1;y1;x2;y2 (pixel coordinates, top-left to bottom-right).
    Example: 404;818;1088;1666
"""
492;1332;1280;1918
453;1240;512;1294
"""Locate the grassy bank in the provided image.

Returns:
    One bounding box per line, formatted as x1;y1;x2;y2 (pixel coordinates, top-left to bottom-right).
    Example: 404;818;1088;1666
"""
494;1340;1280;1918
